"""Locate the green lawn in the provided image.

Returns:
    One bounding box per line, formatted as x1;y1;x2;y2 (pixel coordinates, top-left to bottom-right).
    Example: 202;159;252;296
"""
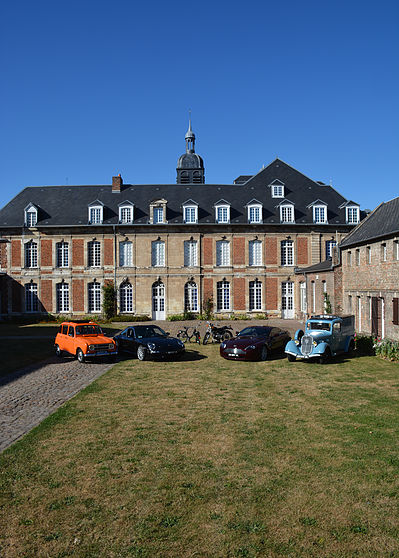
0;347;398;557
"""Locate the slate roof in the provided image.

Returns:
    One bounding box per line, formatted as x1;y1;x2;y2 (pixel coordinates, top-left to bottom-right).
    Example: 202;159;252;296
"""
295;259;334;274
340;196;399;248
0;159;361;228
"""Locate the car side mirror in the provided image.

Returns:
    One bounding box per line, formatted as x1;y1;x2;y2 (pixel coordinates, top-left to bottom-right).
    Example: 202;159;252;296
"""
165;332;170;336
236;331;240;336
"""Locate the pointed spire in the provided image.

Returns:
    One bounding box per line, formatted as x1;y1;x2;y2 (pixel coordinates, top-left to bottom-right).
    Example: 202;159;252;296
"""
185;110;195;153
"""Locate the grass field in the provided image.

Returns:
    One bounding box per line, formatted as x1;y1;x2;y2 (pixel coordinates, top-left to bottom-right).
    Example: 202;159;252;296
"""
0;345;398;557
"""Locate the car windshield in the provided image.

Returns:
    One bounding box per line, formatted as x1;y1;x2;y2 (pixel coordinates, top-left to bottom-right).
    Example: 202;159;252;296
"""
76;324;103;335
134;326;166;339
238;327;269;338
307;322;331;332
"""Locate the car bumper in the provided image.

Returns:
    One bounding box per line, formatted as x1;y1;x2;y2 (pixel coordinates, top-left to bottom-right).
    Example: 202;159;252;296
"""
84;350;118;358
285;350;321;360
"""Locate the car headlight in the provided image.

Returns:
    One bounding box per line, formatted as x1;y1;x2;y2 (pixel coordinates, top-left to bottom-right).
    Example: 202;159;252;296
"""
313;340;318;346
220;342;226;349
88;344;95;351
147;343;156;350
244;345;256;351
108;343;114;350
177;340;184;347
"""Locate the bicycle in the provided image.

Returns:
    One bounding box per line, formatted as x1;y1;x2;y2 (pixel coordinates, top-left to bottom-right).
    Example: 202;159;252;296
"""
176;325;201;344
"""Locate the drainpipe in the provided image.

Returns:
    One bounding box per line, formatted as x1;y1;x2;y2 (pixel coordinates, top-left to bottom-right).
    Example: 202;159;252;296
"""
113;225;117;313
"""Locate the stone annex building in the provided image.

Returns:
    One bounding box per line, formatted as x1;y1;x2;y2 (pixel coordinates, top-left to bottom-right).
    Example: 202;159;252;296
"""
0;121;364;322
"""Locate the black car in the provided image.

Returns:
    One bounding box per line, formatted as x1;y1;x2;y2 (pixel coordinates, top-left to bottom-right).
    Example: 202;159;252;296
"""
220;326;291;361
114;325;185;361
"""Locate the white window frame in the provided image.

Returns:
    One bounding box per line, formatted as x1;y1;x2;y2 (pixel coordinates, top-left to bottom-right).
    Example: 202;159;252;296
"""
184;240;198;267
184;281;198;312
88;282;101;313
216;240;230;266
25;241;38;268
153;206;164;224
313;205;327;224
249;240;262;266
326;240;337;260
280;204;295;223
183;205;198;224
88;205;103;224
119;241;133;267
56;241;69;268
248;204;262;224
25;282;38;312
88;240;101;267
217;280;230;311
119;204;134;224
346;206;359;224
56;282;70;313
25;206;37;227
381;243;387;262
249;280;262;311
120;282;133;313
281;240;294;266
215;205;230;224
271;183;284;198
300;282;307;313
151;240;165;267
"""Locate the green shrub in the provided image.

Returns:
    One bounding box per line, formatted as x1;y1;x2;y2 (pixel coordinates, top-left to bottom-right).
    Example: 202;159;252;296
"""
230;313;250;321
254;313;268;320
355;335;375;355
374;338;399;361
111;314;151;322
102;282;116;320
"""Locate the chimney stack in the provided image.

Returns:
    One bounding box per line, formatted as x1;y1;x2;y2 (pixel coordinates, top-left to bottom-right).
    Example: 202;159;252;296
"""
112;174;123;193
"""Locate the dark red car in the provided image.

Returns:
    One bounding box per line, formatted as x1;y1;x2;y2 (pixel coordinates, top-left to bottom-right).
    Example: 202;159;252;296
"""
220;326;291;361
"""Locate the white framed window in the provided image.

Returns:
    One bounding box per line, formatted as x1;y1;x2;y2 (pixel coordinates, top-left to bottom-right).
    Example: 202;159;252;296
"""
367;246;371;264
346;206;359;224
183;205;198;224
184;240;198;267
355;249;360;265
395;240;399;261
88;205;103;224
249;280;262;311
300;282;307;313
217;280;230;311
152;240;165;267
215;204;230;224
153;207;164;224
184;281;198;312
313;205;327;224
119;241;133;267
88;282;101;313
88;241;101;267
249;240;262;266
25;206;37;227
248;204;262;223
347;251;352;266
280;204;295;223
25;241;38;268
281;240;293;266
119;204;134;224
25;282;38;312
326;240;336;260
56;282;69;313
381;243;387;261
56;241;69;268
216;240;230;266
312;281;316;313
271;182;284;198
120;282;133;313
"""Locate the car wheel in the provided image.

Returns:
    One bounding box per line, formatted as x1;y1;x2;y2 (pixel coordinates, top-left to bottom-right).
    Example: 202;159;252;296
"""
320;349;331;365
203;332;211;345
55;344;62;358
260;345;268;361
287;354;296;362
76;348;85;363
137;345;147;361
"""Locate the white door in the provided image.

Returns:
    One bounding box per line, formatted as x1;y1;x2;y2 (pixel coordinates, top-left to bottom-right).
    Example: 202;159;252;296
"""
282;282;294;319
152;282;165;320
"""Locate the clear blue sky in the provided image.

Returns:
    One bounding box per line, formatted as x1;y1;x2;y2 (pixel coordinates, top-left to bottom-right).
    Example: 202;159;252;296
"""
1;0;398;211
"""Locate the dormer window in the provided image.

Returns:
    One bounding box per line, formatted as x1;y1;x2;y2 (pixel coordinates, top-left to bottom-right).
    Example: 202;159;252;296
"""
280;203;295;223
118;202;134;224
24;204;38;227
150;199;167;224
88;201;104;224
215;201;230;224
247;200;262;224
346;206;360;224
182;200;198;224
308;200;328;224
154;207;163;223
270;179;285;198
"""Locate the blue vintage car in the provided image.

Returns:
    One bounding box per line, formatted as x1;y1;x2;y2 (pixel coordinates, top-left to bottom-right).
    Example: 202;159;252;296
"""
285;315;355;364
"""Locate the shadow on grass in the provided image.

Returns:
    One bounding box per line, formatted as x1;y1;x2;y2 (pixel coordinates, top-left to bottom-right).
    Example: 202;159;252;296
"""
116;349;207;363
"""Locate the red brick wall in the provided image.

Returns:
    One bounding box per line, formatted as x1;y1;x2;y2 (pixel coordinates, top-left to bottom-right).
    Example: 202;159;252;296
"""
0;242;7;268
41;280;52;312
233;237;245;265
104;239;113;266
297;237;308;266
73;279;85;312
233;277;245;310
203;238;213;265
265;238;277;265
72;239;84;266
41;239;52;267
203;278;213;303
266;277;278;310
11;240;21;267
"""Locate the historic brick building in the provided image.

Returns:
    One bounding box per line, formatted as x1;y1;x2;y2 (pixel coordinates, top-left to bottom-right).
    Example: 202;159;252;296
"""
340;197;399;339
0;122;362;321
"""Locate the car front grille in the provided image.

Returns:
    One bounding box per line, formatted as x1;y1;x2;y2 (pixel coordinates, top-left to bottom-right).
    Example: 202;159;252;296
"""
225;348;245;355
301;335;313;356
94;344;111;351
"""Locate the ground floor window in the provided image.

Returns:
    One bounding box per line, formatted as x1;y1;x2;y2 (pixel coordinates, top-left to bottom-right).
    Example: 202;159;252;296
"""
249;280;262;311
56;282;70;313
185;281;198;312
120;282;133;313
217;280;230;311
25;282;38;312
88;282;101;313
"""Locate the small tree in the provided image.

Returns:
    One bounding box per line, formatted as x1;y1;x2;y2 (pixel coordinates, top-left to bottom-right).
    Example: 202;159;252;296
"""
103;282;116;320
203;296;214;320
324;292;332;314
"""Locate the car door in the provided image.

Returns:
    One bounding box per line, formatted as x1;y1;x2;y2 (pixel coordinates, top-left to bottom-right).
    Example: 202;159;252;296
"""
127;328;139;354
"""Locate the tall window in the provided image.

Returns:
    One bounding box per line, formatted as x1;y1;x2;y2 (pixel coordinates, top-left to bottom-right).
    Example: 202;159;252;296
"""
326;240;336;260
25;241;38;268
152;240;165;267
89;206;103;224
56;242;69;268
355;249;360;265
56;282;69;313
347;251;352;266
217;280;230;311
280;205;294;223
281;240;293;266
395;241;399;261
88;282;101;313
249;280;262;311
120;282;133;313
249;240;262;266
119;206;133;224
381;243;387;261
184;240;198;267
25;207;37;227
248;205;262;223
25;282;38;312
216;205;230;224
184;281;198;312
119;241;133;267
313;205;327;224
216;240;230;266
367;246;371;264
300;282;307;313
153;207;164;224
88;241;101;267
183;206;197;224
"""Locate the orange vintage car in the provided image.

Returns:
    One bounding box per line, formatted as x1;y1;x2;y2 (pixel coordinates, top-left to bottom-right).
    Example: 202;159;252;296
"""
54;321;117;363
